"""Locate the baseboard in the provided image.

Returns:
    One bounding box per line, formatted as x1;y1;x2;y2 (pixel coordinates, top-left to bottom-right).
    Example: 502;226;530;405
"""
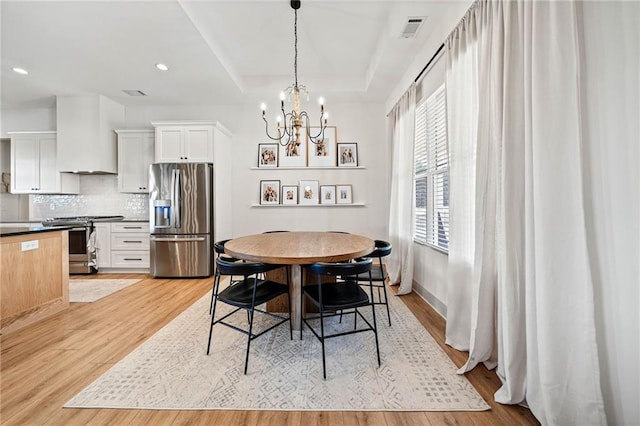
411;281;447;319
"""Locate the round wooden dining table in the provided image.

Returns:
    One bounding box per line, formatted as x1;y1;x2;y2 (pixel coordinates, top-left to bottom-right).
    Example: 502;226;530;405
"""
224;231;375;330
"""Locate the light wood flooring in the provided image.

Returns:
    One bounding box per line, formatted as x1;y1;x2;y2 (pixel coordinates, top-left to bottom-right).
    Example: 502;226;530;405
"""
0;274;539;425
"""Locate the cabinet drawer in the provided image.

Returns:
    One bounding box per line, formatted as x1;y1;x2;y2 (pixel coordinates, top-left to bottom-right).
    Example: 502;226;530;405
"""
111;251;150;268
112;222;148;233
111;233;149;250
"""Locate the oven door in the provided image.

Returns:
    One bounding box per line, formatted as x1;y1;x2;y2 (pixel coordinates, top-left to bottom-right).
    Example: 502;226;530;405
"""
68;226;96;274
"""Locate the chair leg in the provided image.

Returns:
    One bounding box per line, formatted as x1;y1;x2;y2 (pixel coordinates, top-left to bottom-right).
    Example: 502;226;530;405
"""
300;273;304;341
381;283;392;326
286;271;293;340
319;305;327;380
244;307;255;375
370;293;381;367
207;273;221;354
210;256;219;315
354;307;358;330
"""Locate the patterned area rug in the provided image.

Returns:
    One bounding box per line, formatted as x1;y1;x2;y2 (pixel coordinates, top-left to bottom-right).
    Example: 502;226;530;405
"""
64;285;490;411
69;279;142;302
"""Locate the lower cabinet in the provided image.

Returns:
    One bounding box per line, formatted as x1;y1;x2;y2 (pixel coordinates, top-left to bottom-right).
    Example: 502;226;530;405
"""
94;221;149;271
94;223;112;268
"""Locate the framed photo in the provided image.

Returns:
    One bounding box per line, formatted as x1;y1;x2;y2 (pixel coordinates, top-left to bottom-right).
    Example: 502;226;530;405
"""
281;185;298;205
260;180;280;205
337;142;358;167
258;143;278;167
336;184;353;204
307;126;337;167
320;185;336;204
299;180;319;205
278;132;307;167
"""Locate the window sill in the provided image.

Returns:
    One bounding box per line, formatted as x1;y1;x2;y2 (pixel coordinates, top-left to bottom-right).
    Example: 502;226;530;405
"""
413;239;449;255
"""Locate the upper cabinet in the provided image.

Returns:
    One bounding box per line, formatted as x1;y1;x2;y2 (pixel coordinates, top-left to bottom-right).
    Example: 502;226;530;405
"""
9;131;79;194
152;121;231;163
115;129;155;193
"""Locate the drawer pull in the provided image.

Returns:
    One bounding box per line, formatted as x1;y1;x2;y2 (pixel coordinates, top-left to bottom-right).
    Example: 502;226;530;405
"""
124;240;143;243
124;258;143;261
123;226;143;229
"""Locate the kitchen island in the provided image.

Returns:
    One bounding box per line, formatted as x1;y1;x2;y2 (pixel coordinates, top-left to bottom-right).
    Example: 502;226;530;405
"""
1;226;71;335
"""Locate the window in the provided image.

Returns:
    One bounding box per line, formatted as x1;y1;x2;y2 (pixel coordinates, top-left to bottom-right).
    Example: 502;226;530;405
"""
414;84;449;251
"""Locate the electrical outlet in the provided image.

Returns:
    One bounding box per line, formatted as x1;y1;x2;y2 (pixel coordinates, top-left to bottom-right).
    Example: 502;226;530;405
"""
21;240;39;251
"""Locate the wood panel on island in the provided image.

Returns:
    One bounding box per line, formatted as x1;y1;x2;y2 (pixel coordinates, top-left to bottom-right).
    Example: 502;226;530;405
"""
0;227;70;335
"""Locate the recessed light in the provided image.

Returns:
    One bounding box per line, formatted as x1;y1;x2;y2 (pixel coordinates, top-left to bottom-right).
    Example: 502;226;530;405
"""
155;63;169;71
12;67;28;75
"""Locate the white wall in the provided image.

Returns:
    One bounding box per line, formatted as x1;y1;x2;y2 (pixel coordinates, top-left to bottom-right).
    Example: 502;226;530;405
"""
0;108;56;136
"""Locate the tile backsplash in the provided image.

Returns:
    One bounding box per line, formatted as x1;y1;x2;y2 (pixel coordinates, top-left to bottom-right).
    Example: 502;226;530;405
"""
31;175;148;220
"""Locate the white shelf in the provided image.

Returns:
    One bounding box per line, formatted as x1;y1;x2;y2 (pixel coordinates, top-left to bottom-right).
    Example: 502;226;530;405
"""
251;203;365;208
250;166;365;170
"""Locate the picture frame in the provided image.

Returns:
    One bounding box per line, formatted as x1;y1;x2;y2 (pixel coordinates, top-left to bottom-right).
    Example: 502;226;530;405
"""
307;126;337;167
258;143;278;167
337;142;358;167
320;185;336;204
336;184;353;204
260;180;281;205
278;131;307;167
281;185;299;205
299;180;320;205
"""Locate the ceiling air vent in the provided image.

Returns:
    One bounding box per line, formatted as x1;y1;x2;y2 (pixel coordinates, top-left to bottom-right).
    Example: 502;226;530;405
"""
400;17;426;39
123;89;147;96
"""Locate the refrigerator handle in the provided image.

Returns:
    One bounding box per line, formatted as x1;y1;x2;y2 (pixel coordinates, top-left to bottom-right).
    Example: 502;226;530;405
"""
151;236;207;242
170;169;181;228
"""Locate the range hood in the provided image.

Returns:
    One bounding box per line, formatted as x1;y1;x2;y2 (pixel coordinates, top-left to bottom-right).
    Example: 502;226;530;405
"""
56;94;124;174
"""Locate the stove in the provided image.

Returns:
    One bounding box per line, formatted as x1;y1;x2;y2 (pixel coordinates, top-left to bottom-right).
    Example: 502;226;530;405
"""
43;215;124;274
43;215;125;226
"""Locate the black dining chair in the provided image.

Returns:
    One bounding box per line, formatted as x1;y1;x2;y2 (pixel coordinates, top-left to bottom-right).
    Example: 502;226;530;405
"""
210;239;241;314
345;240;393;326
301;257;381;379
207;257;292;374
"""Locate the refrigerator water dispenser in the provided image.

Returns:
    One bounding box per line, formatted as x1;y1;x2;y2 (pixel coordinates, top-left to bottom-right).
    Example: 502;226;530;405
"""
154;199;171;228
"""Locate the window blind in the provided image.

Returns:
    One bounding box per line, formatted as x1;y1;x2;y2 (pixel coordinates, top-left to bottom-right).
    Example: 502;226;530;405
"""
414;84;449;251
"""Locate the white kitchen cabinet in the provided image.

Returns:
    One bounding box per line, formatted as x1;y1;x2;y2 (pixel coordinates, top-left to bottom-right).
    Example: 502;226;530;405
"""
93;222;112;268
152;121;230;163
110;222;150;269
115;129;154;193
8;132;79;194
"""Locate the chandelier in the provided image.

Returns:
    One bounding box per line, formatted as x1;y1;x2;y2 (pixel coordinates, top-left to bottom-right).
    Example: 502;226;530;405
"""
261;0;328;148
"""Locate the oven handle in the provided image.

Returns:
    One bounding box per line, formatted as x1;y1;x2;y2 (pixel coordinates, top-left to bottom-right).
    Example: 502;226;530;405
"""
69;226;89;232
151;236;206;242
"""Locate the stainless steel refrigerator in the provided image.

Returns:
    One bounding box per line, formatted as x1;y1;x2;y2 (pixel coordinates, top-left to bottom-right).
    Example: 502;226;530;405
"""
149;163;214;277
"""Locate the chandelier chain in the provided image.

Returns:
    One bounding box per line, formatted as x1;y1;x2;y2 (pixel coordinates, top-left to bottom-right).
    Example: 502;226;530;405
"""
260;0;326;146
294;9;298;88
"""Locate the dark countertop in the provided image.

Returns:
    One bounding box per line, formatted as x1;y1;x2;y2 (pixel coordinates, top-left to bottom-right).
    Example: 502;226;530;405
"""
0;220;44;224
0;226;74;238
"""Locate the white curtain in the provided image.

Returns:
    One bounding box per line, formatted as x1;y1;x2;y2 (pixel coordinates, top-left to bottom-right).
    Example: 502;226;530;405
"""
444;1;606;424
580;2;639;424
387;84;416;295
